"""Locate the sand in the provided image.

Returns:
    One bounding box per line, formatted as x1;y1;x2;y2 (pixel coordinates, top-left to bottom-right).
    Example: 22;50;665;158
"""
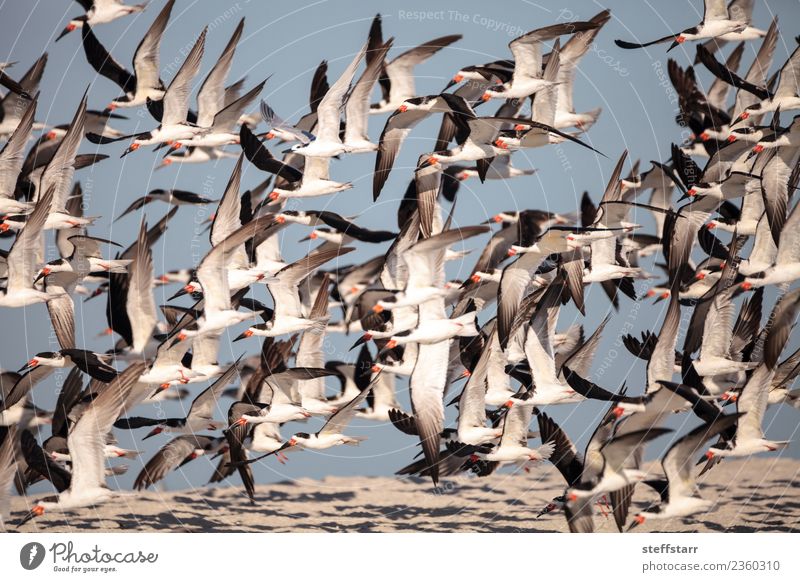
9;457;799;533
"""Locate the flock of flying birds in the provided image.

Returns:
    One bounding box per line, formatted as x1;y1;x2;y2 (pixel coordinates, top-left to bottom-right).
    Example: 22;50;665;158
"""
0;0;799;533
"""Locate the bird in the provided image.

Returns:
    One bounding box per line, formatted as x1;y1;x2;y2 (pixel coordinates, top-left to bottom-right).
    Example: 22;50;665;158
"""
367;15;461;113
79;0;173;109
115;189;216;222
482;22;600;101
133;434;223;491
0;187;61;307
115;360;240;438
615;0;749;51
284;45;367;158
372;93;471;200
57;1;148;41
18;349;117;383
628;412;742;529
238;381;375;464
234;247;353;340
0;96;37;215
16;363;146;526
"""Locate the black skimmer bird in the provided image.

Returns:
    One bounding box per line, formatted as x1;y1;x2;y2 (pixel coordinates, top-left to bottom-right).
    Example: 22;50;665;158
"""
0;96;37;216
615;0;749;51
16;363;145;527
234;246;353;340
237;382;375;465
115;360;241;438
133;435;224;491
57;0;147;41
628;412;742;530
79;0;173;109
115;189;216;222
372;93;473;200
18;349;117;383
0;187;61;307
367;14;461;113
0;425;17;529
0;55;46;138
482;22;600;102
285;45;366;158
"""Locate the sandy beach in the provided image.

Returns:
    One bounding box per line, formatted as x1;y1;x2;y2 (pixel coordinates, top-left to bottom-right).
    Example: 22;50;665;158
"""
9;457;798;533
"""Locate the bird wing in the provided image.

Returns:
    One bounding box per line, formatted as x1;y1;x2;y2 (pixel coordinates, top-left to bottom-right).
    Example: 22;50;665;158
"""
39;94;87;212
296;328;327;401
761;147;795;246
734;361;772;441
764;287;800;370
560;316;609;378
457;338;491;431
81;24;136;94
131;0;174;94
510;23;594;80
161;28;206;126
68;363;142;492
775;199;800;267
646;294;681;393
0;96;36;197
269;246;352;318
196;18;244;127
45;281;76;350
384;35;461;103
319;382;372;436
210;155;244;246
373;98;446;200
707;42;744;111
734;18;777;115
6;186;52;291
600;428;672;475
315;44;366;143
296;281;330;401
524;286;562;386
497;251;545;348
211;80;265;133
199;214;274;314
68;234;119;259
134;435;212;490
557;11;610;115
409;339;451;484
345;39;392;143
662;413;740;500
538;412;583;487
191;333;221;370
698;286;737;359
0;425;18;519
466;116;518;145
126;221;157;353
189;360;241;422
223;408;255;501
704;0;730;22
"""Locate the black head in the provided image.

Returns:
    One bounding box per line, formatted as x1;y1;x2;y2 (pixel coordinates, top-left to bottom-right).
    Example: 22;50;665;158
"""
294;432;311;439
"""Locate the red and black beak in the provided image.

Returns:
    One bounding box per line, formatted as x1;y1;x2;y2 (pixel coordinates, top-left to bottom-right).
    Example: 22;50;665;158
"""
17;505;45;527
143;426;164;440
